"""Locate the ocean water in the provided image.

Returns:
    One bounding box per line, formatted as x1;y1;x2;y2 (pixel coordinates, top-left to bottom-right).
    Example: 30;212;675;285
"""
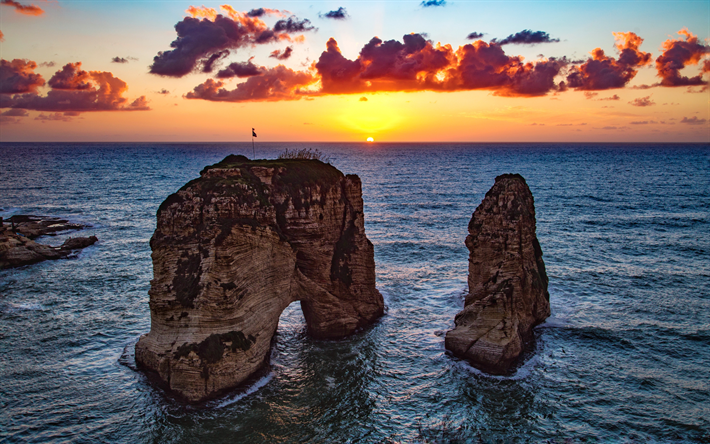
0;142;708;443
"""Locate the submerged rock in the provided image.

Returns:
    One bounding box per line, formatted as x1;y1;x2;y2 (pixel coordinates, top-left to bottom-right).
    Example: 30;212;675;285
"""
135;155;384;402
445;174;549;374
4;215;87;239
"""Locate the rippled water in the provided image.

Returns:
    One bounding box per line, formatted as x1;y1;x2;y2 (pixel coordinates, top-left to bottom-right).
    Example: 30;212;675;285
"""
1;143;708;443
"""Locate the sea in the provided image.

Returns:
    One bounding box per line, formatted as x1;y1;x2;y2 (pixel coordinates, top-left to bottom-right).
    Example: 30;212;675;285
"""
0;142;708;443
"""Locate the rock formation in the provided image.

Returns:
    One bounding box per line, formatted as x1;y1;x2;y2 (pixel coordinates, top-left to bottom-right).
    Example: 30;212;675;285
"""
445;174;549;374
0;216;97;269
135;155;384;402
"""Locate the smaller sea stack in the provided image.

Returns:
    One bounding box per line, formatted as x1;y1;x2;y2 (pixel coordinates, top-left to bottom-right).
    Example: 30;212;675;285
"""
445;174;550;374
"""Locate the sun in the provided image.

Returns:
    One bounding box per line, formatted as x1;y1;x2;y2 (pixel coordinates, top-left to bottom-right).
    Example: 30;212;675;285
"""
367;137;374;142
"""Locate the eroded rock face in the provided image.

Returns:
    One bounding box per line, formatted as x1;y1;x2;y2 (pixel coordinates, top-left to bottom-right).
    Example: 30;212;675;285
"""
445;174;549;374
135;155;383;402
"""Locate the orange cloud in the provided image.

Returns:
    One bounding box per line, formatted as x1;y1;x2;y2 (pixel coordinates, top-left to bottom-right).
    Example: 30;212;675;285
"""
1;59;46;94
0;61;150;113
656;29;710;86
566;32;652;90
185;65;315;102
0;0;43;16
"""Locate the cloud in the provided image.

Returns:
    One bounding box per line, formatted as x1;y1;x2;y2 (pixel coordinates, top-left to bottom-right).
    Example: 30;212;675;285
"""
628;95;655;106
187;33;569;103
359;96;368;101
494;30;559;46
39;61;55;67
320;7;348;20
630;121;649;124
201;49;230;73
156;89;170;94
269;46;293;60
584;91;598;99
0;30;4;42
566;32;652;90
215;58;263;78
35;112;74;122
421;0;445;6
185;65;315;102
149;6;314;77
680;116;707;125
466;32;484;40
246;8;284;18
1;108;29;116
656;29;710;87
0;0;43;16
274;16;315;33
599;94;620;101
112;57;129;64
0;59;45;94
315;35;567;97
1;61;150;113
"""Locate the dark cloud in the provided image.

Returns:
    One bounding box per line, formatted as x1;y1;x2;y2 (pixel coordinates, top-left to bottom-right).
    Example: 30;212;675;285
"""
201;49;230;73
466;32;484;40
566;32;651;90
359;96;368;101
186;65;315;102
245;8;282;17
656;29;710;87
39;61;55;67
599;94;620;101
0;59;45;94
274;17;315;33
215;59;263;78
584;91;598;99
628;95;655;107
0;0;43;16
630;121;649;124
269;47;293;60
494;30;559;46
680;116;707;125
150;8;314;78
247;8;266;17
421;0;446;7
1;61;150;113
321;7;348;20
157;89;170;95
111;57;137;64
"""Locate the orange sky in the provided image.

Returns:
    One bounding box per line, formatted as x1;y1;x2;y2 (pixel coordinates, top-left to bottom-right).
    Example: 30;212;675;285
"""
1;1;708;142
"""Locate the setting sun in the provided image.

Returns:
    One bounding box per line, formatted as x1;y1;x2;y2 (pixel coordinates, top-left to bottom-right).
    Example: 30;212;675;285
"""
367;137;374;142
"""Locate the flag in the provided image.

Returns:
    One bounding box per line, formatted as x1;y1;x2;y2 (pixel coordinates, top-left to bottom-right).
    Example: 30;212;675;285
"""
252;128;257;138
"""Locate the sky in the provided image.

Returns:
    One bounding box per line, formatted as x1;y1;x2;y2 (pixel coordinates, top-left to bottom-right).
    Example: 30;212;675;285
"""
0;0;709;142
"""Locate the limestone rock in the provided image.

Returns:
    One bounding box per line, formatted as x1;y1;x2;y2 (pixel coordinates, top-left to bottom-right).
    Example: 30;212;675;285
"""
445;174;550;374
135;155;384;402
0;227;98;269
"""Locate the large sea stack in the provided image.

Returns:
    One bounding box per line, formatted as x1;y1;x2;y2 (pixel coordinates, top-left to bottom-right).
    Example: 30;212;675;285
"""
135;155;384;402
445;174;549;374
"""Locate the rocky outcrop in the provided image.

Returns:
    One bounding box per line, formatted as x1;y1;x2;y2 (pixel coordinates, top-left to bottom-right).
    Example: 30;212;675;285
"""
0;217;97;269
445;174;549;375
135;155;384;402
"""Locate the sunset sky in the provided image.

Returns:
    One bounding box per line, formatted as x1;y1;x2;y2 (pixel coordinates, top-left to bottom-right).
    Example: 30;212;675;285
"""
1;0;708;142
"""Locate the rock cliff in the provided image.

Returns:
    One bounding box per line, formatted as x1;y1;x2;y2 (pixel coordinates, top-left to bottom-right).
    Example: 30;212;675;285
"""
135;155;384;402
445;174;549;374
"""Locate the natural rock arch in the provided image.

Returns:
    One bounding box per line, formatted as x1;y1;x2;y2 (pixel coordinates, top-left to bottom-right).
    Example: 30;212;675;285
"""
135;155;384;402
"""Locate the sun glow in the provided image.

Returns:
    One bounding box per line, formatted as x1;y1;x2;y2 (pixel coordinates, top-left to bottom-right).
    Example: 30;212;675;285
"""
367;137;374;142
